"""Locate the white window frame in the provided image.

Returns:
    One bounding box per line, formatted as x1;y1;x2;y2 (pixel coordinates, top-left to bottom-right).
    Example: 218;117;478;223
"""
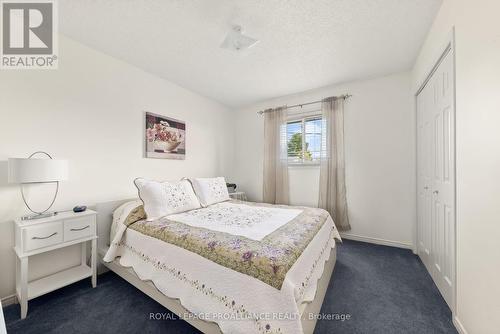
286;113;322;166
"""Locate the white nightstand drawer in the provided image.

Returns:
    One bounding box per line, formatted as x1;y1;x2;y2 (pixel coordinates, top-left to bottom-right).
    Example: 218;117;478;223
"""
23;222;63;252
63;216;95;242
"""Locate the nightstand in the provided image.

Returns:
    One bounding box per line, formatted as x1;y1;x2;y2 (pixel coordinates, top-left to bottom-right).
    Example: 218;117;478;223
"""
229;191;247;201
14;210;97;319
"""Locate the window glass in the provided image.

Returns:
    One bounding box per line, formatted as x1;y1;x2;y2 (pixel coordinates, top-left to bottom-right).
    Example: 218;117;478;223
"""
286;117;323;164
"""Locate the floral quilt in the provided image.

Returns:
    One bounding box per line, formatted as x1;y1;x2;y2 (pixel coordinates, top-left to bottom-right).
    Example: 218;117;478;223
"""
121;200;337;289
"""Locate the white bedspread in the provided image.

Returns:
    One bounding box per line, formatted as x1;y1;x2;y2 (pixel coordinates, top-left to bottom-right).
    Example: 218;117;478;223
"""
166;201;302;241
105;205;339;334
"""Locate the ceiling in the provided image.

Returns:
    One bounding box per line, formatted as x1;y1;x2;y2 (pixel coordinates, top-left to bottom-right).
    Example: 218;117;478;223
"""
59;0;442;108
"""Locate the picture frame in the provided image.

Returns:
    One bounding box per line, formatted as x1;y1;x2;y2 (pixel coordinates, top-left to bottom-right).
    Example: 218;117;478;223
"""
144;112;186;160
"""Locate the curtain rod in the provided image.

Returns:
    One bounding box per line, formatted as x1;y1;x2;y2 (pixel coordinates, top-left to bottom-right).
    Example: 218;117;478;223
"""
257;94;352;115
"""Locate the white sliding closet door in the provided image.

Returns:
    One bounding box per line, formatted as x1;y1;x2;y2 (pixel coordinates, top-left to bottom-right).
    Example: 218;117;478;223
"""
416;47;455;310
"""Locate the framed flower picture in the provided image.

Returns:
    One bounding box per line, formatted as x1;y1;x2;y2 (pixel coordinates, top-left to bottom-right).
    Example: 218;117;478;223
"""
145;112;186;159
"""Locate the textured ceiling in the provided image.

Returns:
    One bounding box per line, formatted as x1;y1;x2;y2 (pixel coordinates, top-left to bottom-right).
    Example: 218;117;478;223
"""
59;0;442;107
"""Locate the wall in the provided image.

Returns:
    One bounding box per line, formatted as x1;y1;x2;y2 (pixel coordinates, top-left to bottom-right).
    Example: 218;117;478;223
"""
0;36;234;300
232;72;415;248
412;0;500;333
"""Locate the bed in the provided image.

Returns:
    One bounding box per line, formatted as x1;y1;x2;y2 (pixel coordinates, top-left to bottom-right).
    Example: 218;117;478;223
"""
96;198;341;334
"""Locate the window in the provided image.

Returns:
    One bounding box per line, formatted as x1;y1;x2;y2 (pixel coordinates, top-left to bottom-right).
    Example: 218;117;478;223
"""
286;116;323;164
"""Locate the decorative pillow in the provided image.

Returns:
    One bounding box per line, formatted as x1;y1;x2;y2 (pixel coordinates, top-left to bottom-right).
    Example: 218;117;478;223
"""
134;178;201;220
190;177;230;207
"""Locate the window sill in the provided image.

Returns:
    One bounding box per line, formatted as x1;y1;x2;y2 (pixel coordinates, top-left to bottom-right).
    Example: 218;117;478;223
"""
288;163;320;169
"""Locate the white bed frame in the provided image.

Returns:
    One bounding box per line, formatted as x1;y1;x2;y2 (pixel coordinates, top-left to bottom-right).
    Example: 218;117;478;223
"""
96;199;336;334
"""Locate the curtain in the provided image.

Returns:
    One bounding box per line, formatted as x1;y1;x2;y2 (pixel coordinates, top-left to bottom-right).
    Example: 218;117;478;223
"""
263;106;289;204
319;97;351;231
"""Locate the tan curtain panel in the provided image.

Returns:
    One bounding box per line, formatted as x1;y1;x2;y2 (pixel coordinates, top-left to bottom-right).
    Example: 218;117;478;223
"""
263;106;289;204
319;97;351;231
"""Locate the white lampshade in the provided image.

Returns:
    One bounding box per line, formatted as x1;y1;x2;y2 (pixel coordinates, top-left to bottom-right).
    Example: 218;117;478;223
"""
8;158;68;184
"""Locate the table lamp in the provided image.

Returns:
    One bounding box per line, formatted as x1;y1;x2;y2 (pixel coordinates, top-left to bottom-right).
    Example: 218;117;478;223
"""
8;151;68;220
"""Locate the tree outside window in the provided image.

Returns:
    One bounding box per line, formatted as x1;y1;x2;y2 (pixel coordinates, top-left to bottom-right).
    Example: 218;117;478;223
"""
286;117;322;164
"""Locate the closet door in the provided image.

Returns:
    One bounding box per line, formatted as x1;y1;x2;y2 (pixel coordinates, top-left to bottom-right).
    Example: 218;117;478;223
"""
417;78;433;272
416;47;455;310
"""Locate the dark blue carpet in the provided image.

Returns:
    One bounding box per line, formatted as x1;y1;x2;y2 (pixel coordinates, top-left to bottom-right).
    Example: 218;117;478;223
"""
3;240;457;334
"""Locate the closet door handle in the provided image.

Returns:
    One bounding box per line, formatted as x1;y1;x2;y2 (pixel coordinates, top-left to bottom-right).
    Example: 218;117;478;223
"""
32;232;58;240
70;225;90;232
433;190;439;194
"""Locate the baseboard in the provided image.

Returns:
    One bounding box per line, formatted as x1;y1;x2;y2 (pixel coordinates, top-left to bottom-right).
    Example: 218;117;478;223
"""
1;294;18;307
340;233;413;250
453;315;468;334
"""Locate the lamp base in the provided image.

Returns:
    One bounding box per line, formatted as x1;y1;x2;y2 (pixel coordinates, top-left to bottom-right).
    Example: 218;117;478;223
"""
21;211;58;221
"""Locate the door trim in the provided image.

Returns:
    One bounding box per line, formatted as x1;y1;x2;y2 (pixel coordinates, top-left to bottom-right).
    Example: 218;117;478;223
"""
414;27;457;315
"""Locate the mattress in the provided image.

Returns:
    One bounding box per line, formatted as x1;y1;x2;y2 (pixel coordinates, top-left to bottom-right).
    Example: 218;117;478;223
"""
104;201;341;334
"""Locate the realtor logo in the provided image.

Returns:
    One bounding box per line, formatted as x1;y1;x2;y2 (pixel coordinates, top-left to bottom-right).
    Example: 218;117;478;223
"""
1;0;58;69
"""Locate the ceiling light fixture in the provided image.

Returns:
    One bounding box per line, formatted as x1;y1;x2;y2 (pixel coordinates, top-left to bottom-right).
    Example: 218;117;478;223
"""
220;25;259;51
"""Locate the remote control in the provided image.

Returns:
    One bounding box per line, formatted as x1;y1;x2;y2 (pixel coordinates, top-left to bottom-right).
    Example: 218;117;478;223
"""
73;205;87;213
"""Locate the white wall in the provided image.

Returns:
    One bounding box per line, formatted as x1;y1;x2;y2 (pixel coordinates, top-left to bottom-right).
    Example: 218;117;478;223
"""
232;72;415;248
412;1;500;333
0;36;234;300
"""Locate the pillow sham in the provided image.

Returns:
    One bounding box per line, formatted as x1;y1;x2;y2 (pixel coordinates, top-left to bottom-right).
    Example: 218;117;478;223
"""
190;177;230;207
134;178;201;220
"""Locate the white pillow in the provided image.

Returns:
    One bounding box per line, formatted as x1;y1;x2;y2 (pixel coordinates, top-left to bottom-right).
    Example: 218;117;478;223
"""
134;178;201;220
111;199;143;242
190;177;230;207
